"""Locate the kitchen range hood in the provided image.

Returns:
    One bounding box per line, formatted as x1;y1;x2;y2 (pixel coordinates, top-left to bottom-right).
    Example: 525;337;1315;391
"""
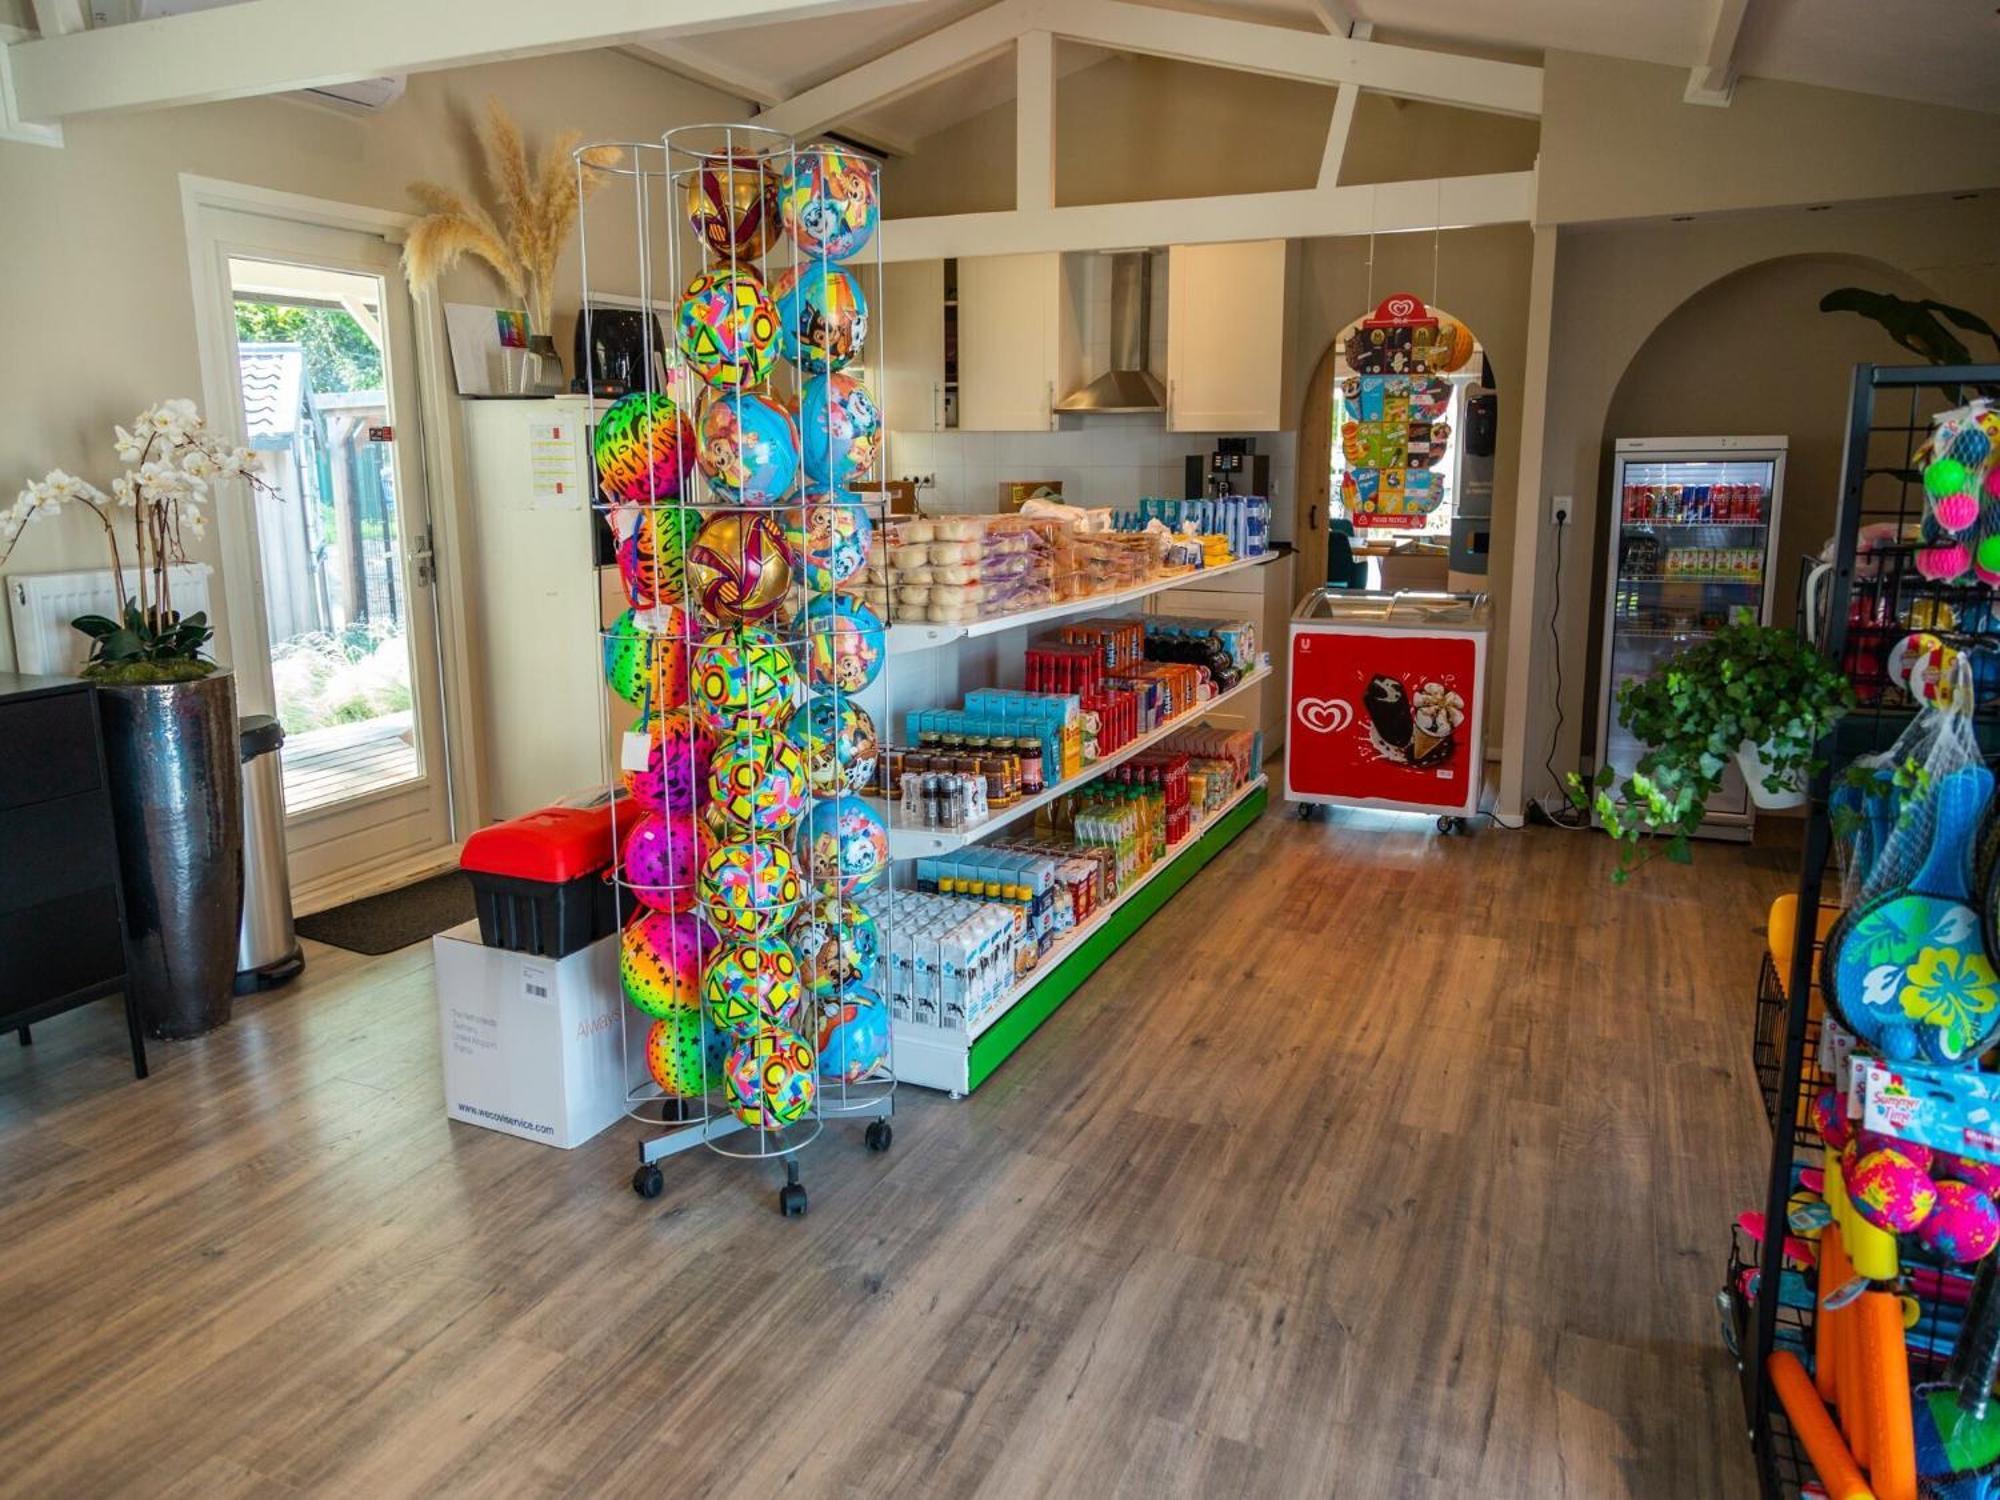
1055;251;1166;414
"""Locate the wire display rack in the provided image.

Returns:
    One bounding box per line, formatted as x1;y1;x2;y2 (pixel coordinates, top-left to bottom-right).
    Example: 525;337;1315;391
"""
575;124;897;1218
1742;362;2000;1496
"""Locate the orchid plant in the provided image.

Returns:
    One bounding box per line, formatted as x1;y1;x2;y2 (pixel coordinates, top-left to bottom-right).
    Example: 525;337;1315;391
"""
1;399;264;680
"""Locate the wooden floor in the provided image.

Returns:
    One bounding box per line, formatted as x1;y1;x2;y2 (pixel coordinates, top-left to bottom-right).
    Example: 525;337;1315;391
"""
0;802;1792;1498
283;711;419;815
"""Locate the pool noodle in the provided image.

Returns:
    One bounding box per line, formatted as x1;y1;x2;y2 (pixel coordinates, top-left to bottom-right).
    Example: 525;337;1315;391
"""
1769;1350;1876;1500
1859;1291;1917;1500
1820;1225;1849;1405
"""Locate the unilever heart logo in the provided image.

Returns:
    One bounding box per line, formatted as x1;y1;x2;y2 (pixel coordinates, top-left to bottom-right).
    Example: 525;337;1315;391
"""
1295;696;1352;734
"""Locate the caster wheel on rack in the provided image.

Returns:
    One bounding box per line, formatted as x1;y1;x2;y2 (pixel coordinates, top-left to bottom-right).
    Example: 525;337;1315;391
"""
633;1164;664;1199
779;1181;809;1218
865;1120;893;1153
1436;816;1465;836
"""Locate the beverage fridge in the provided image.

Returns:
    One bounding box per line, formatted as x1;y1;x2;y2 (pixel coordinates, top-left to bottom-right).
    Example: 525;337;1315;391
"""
1594;435;1787;841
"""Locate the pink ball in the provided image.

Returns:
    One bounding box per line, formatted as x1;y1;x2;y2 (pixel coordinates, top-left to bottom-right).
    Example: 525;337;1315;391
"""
1813;1088;1852;1150
1986;468;2000;502
1848;1147;1937;1234
1918;1179;2000;1263
1935;490;1980;533
1917;543;1971;581
1855;1131;1931;1173
623;811;711;913
1937;1152;2000;1199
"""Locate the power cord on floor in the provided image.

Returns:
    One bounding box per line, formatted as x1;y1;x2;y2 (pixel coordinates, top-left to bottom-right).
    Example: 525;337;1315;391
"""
1534;507;1591;830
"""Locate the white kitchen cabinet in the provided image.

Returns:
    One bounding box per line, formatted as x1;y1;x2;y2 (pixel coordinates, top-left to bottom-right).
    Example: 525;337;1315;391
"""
956;252;1079;432
879;258;945;433
1166;239;1295;432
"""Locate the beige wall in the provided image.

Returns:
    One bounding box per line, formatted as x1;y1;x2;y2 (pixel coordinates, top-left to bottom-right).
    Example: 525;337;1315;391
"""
0;50;740;674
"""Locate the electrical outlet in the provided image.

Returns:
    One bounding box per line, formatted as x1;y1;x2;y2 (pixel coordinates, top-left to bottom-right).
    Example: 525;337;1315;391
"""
1551;493;1572;527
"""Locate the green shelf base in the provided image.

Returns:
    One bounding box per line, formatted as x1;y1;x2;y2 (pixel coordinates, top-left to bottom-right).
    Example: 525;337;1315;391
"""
965;783;1268;1092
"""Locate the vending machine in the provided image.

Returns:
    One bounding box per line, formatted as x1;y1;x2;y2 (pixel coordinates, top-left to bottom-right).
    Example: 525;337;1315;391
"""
1594;435;1788;841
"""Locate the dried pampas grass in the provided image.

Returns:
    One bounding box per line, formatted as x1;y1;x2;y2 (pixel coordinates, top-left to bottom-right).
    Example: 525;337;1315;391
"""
403;98;622;337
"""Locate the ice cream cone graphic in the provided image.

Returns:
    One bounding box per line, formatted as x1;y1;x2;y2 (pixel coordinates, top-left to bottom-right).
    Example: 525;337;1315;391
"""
1409;681;1465;764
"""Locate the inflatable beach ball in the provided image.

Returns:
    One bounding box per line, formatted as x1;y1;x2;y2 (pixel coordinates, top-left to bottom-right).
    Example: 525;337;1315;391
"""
594;391;691;504
695;390;799;508
708;723;810;834
802;794;889;898
799;372;881;488
621;810;711;914
689;626;801;734
698;836;803;938
803;594;886;694
781;145;879;263
620;908;717;1017
789;494;873;593
772;263;869;373
686;510;793;625
624;706;716;816
615;504;702;609
787;692;879;798
685;152;782;263
647;1008;726;1098
817;986;889;1084
702;934;804;1035
789;897;881;997
603;604;692;709
724;1024;818;1129
677;266;780;392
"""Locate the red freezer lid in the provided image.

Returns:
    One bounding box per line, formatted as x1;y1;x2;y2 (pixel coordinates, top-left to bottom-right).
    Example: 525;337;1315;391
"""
461;803;619;882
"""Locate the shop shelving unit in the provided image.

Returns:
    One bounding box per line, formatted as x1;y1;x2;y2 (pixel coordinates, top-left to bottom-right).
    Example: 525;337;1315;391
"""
1740;362;2000;1496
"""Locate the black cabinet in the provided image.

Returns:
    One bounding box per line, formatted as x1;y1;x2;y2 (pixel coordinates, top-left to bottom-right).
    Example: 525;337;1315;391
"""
0;672;146;1077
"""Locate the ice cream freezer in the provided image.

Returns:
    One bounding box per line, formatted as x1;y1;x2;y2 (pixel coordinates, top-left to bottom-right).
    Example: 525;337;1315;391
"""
1284;589;1490;826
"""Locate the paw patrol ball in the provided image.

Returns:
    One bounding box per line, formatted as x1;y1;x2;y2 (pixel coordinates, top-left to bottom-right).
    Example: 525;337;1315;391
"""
803;595;886;694
621;909;717;1017
594;391;692;504
695;390;799;507
781;145;878;262
802;795;889;898
647;1009;726;1098
1849;1147;1937;1234
699;837;803;937
676;266;780;392
689;626;801;733
816;986;889;1083
622;810;711;913
708;723;810;834
790;494;873;592
800;372;881;487
791;898;881;997
1938;1153;2000;1199
685;152;781;262
702;935;803;1035
603;605;693;709
615;504;702;608
686;511;793;625
624;706;716;814
787;692;879;797
1918;1178;2000;1263
724;1024;817;1129
772;263;869;373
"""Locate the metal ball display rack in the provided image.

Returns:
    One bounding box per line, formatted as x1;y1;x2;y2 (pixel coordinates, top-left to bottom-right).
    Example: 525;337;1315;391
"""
575;124;897;1219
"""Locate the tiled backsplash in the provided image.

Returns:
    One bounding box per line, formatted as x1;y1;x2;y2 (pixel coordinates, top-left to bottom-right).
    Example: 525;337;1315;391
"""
885;416;1297;543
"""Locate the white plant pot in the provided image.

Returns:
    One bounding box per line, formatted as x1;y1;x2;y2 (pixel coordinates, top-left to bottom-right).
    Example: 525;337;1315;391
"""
1737;738;1806;810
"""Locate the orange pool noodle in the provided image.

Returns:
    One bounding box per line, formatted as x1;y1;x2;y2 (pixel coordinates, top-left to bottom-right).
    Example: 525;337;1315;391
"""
1817;1223;1847;1405
1856;1292;1914;1500
1769;1350;1874;1500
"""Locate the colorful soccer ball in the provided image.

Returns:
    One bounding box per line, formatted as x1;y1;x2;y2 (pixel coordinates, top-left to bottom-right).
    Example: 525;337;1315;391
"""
594;391;691;504
699;836;803;937
800;371;881;487
708;723;810;833
615;504;702;608
816;986;889;1083
789;897;881;997
803;594;886;694
724;1024;818;1129
620;909;717;1017
702;935;804;1035
781;145;879;263
772;263;869;373
690;626;801;733
647;1009;726;1098
787;692;879;797
695;390;799;507
676;266;780;392
802;795;889;898
789;494;873;593
624;706;715;815
603;604;692;709
1811;1088;1852;1151
1848;1146;1937;1234
622;810;710;913
685;152;782;262
686;510;793;625
1918;1179;2000;1263
1938;1153;2000;1199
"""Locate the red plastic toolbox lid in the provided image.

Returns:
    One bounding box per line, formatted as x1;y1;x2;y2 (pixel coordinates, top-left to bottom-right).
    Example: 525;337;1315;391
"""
460;803;619;883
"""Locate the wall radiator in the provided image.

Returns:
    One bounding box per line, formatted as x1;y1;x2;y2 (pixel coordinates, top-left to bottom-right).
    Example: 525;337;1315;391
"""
6;564;214;675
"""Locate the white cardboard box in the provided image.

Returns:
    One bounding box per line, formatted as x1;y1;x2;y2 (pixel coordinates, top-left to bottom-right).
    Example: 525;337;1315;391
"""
432;920;640;1148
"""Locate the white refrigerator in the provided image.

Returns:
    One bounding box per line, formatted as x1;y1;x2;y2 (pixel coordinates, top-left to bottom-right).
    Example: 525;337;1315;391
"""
1593;435;1788;841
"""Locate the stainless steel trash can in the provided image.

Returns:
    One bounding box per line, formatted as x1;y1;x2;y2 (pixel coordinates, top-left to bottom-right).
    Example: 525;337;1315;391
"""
236;714;304;993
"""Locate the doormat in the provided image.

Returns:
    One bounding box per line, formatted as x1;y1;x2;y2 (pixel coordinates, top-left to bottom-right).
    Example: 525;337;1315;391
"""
295;871;476;956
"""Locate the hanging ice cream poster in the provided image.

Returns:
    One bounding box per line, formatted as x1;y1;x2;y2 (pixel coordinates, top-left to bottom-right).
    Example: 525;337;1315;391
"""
1336;292;1474;530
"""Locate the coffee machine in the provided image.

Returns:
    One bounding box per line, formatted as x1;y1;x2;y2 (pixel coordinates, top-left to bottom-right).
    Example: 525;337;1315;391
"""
1184;435;1270;500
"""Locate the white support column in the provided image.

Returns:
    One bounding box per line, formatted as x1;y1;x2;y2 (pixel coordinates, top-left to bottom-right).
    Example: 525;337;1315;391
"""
28;0;85;36
1016;30;1055;212
0;22;60;144
1315;20;1370;191
1686;0;1754;106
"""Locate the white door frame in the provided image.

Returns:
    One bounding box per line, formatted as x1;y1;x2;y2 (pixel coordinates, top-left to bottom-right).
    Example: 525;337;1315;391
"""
180;173;486;900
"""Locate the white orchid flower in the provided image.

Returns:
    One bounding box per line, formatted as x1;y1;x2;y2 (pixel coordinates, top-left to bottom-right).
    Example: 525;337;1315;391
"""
113;425;146;463
225;446;256;475
180;448;217;479
110;475;136;507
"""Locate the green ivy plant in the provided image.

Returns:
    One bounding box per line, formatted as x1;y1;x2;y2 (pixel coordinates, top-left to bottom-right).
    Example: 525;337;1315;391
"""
71;599;217;683
1567;623;1853;882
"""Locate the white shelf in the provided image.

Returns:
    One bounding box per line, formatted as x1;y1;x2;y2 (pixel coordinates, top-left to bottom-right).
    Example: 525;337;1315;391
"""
874;664;1271;858
883;552;1275;655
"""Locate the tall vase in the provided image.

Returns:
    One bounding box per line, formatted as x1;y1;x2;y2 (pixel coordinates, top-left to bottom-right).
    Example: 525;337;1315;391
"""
98;672;245;1038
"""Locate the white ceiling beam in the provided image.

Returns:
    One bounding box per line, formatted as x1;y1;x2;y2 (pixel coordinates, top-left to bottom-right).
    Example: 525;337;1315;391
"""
1315;19;1370;191
878;167;1535;261
28;0;85;36
1305;0;1357;38
1685;0;1753;106
1016;30;1054;211
754;0;1026;141
0;22;59;144
629;39;790;108
6;0;925;121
